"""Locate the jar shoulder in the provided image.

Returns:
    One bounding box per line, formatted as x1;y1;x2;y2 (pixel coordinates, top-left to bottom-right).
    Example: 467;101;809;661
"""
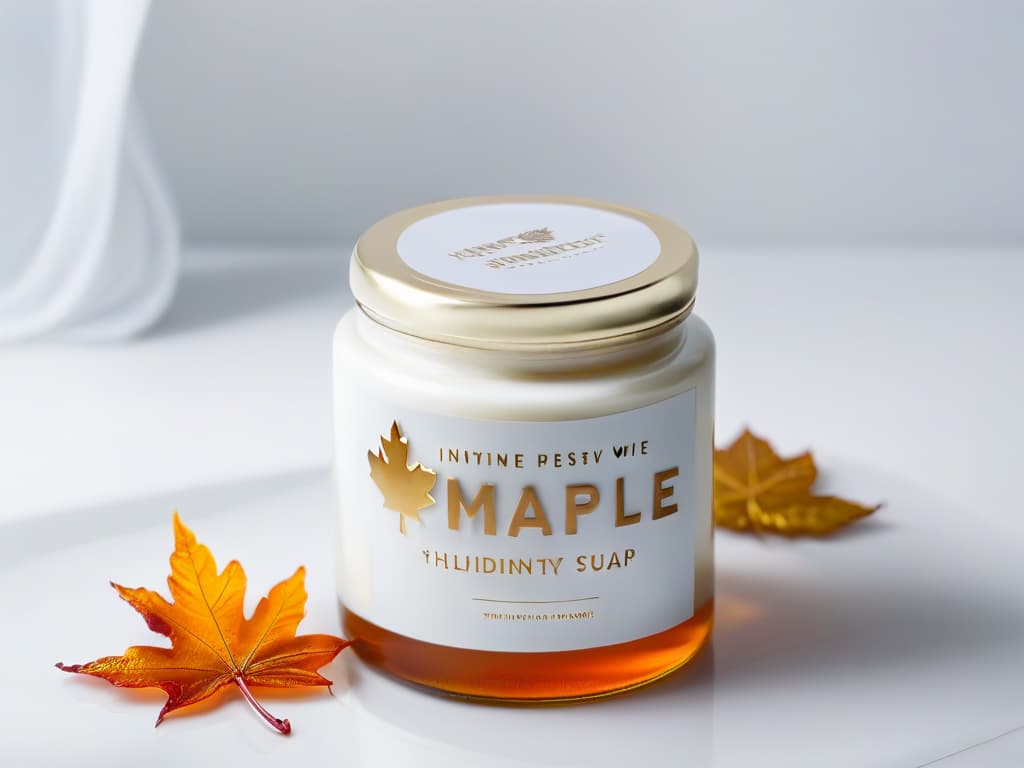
333;310;714;420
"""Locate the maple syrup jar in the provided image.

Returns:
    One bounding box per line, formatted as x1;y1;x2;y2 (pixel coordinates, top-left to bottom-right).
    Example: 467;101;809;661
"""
332;195;714;701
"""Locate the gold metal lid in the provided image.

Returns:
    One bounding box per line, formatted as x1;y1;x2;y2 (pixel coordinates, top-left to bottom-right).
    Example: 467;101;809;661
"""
350;195;698;350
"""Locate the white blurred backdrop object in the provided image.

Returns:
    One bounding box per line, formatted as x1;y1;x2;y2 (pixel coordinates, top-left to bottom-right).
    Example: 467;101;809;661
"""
0;0;179;343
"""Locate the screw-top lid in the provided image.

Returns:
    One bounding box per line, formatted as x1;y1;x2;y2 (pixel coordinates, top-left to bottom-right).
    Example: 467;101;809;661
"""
350;195;698;350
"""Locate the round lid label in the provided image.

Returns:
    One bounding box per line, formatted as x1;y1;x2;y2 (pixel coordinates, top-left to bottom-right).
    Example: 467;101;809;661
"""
396;203;661;295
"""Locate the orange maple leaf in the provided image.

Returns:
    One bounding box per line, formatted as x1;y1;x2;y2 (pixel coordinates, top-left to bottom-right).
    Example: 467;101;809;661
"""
367;421;437;534
56;513;348;734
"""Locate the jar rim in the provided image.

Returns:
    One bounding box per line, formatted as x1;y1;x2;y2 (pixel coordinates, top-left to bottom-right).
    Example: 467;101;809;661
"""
350;195;698;351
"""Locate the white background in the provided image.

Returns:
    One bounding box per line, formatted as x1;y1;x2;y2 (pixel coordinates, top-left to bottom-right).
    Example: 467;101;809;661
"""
2;3;1023;765
135;0;1024;247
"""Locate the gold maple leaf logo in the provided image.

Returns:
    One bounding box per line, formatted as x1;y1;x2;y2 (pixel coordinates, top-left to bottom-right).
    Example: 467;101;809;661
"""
367;421;437;534
516;228;555;244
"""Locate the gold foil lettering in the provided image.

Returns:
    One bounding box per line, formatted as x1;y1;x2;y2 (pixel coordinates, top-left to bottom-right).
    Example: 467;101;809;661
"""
614;477;641;527
652;467;679;519
507;486;553;536
441;449;516;466
509;558;532;575
575;549;637;572
613;441;649;458
482;234;607;270
565;484;599;535
539;557;564;575
426;549;633;575
447;478;497;535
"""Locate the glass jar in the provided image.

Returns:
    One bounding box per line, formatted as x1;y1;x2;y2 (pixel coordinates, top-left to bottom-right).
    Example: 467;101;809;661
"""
333;195;714;701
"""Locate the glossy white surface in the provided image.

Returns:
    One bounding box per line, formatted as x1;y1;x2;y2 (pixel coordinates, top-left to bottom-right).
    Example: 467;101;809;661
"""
1;246;1022;765
2;466;1023;767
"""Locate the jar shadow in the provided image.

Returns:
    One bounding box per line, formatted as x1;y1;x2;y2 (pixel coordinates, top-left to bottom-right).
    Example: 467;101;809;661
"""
711;562;1022;688
346;650;714;767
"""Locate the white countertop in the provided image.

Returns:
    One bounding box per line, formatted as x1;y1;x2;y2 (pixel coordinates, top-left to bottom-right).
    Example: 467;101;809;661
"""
2;246;1022;766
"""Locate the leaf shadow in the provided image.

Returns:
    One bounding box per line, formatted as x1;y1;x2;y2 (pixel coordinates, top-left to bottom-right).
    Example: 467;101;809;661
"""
820;515;893;540
56;670;168;706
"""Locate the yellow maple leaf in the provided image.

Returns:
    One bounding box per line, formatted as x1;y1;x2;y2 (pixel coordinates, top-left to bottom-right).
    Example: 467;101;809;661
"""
714;429;879;536
367;421;437;534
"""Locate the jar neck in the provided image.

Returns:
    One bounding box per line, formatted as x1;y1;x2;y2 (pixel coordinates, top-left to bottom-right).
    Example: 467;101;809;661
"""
354;308;688;379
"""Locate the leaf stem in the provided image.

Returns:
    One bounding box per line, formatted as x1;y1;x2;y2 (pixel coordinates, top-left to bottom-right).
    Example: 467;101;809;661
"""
233;675;291;735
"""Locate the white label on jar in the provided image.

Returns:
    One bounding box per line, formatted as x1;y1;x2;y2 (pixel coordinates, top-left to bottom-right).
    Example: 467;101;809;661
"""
335;390;697;653
396;202;661;295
